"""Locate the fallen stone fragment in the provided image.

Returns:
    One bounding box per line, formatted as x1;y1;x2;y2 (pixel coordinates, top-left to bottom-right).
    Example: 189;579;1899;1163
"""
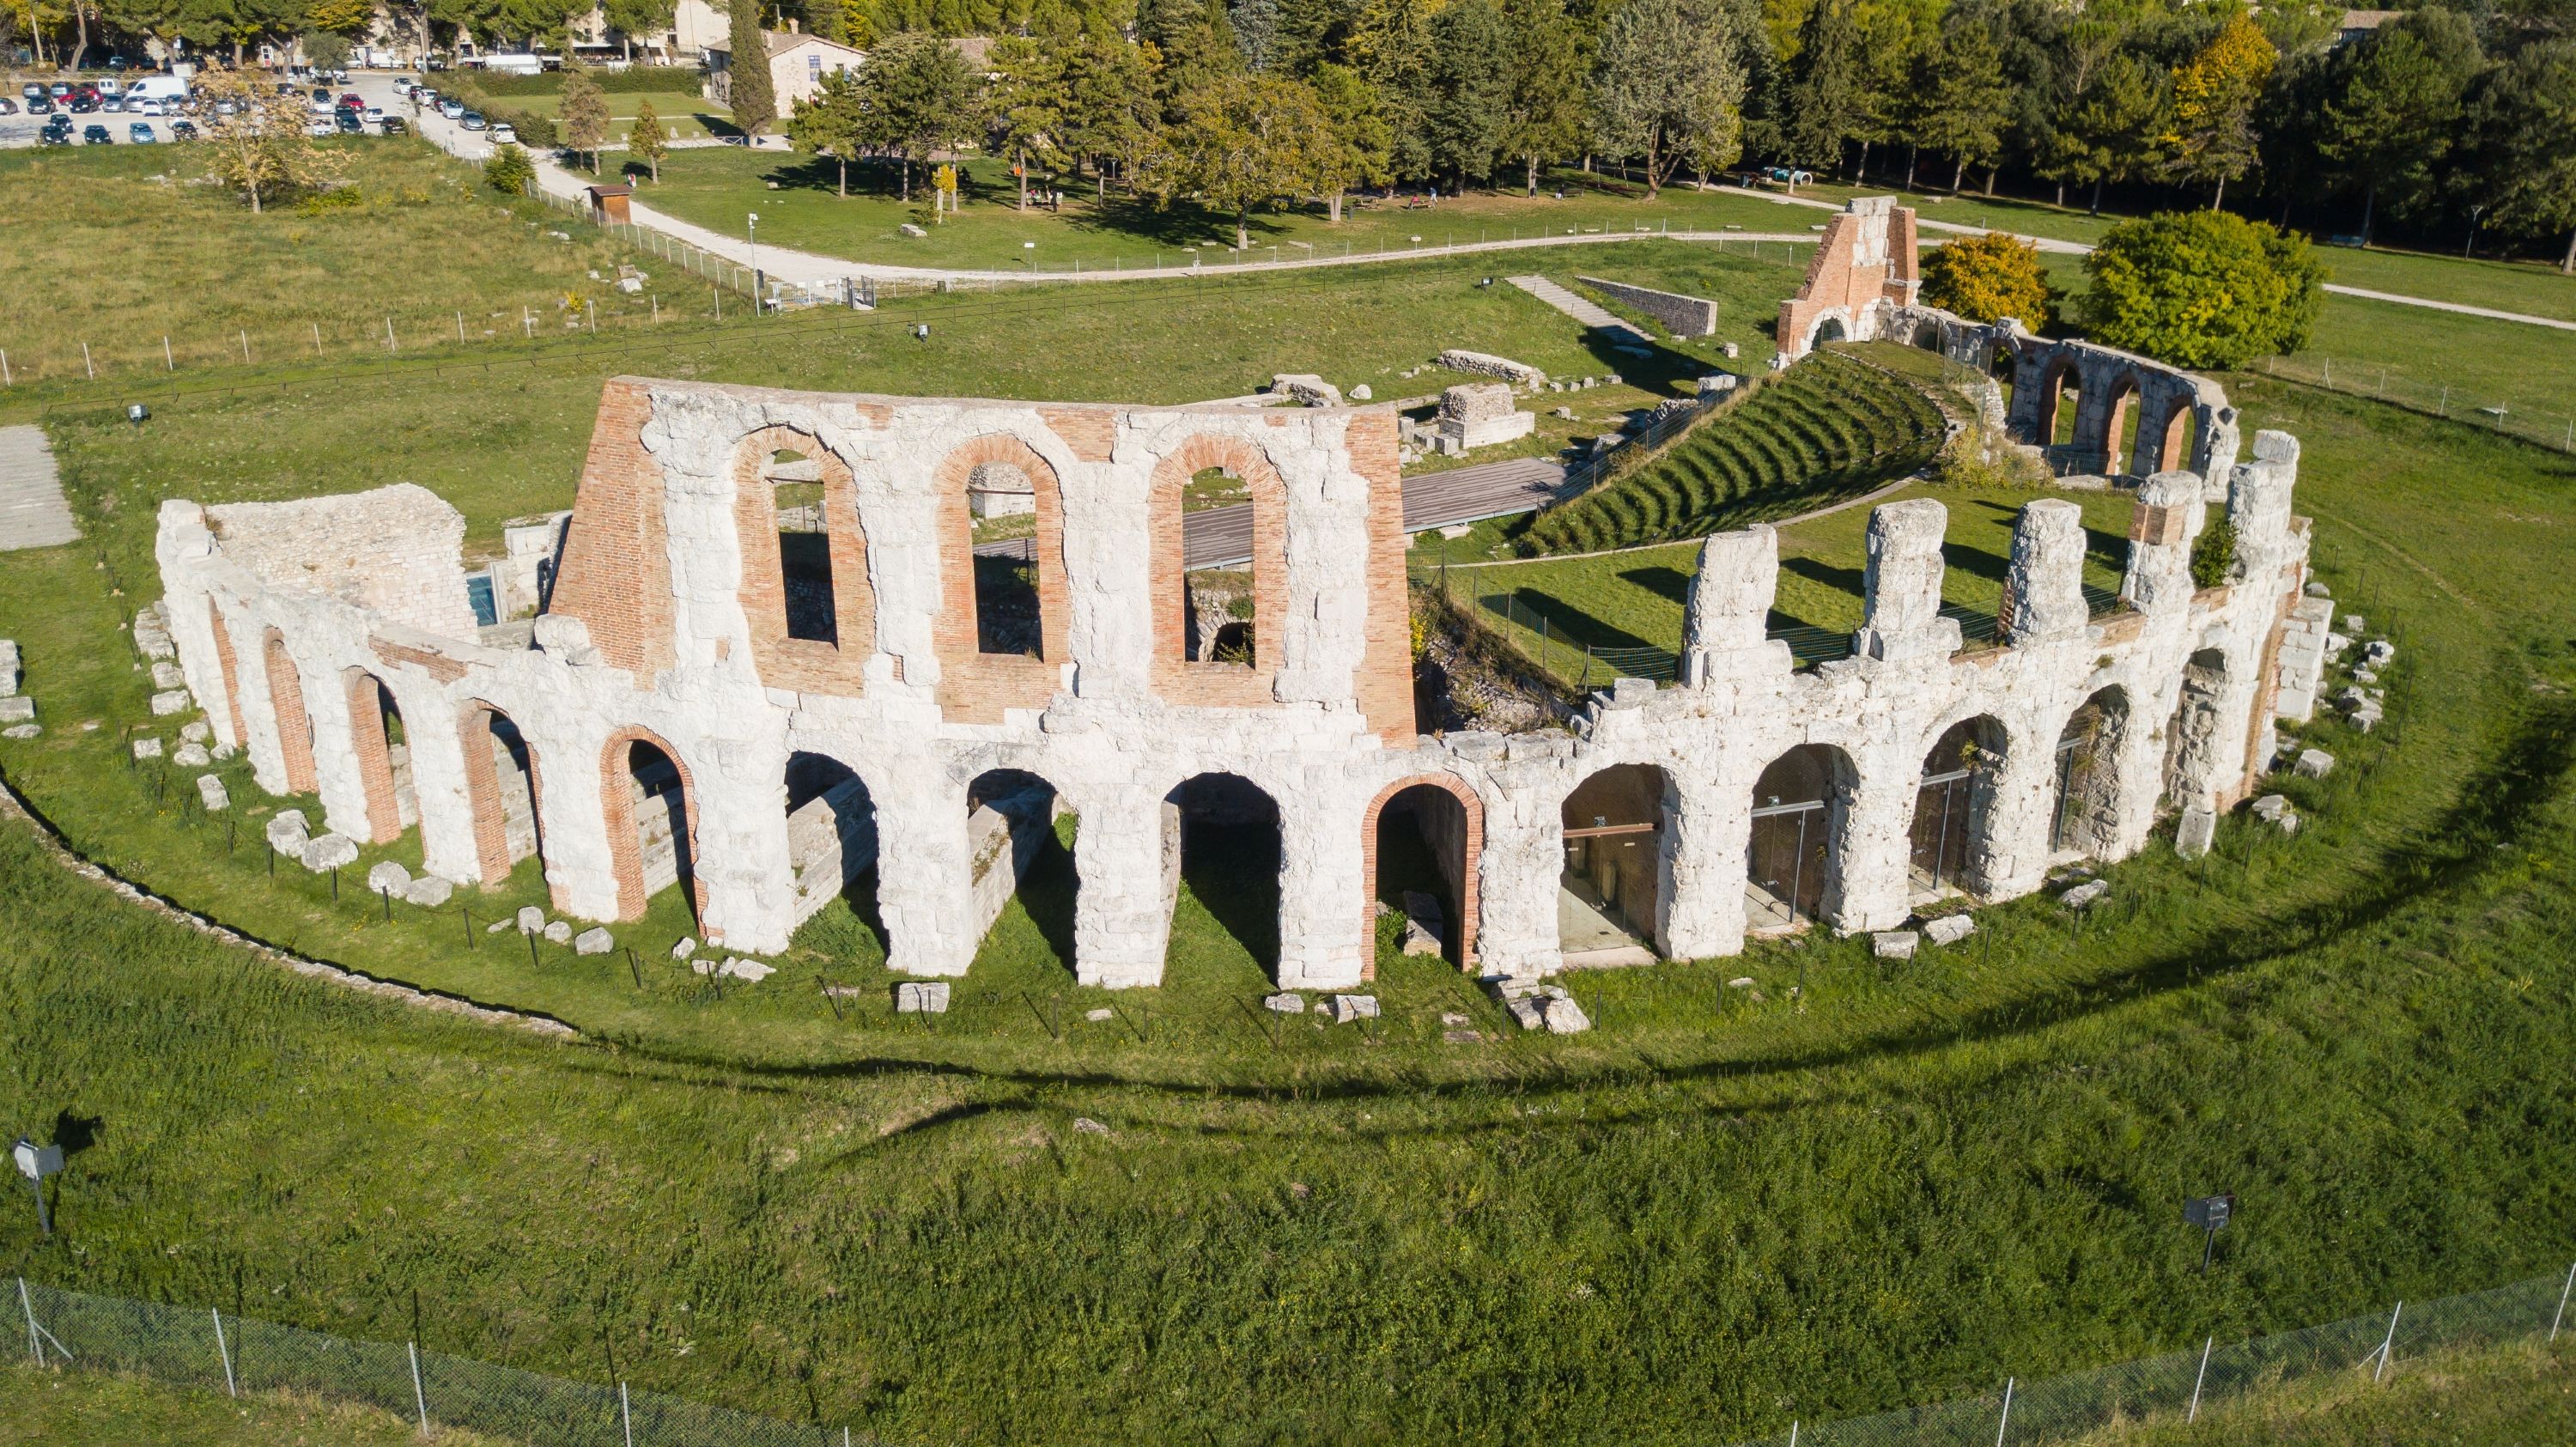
1541;995;1591;1034
367;861;411;895
173;742;210;768
265;809;309;853
301;834;358;872
1085;1006;1115;1023
0;697;27;726
131;736;162;760
149;689;191;716
1331;994;1380;1024
516;905;546;934
195;775;228;812
1872;931;1919;960
2060;879;2110;910
895;980;950;1012
574;927;614;956
1263;992;1307;1013
150;661;185;690
1727;976;1755;988
404;875;454;909
671;936;697;960
1;723;37;739
1072;1116;1111;1135
2294;748;2336;779
179;720;211;744
1923;914;1976;946
543;921;573;945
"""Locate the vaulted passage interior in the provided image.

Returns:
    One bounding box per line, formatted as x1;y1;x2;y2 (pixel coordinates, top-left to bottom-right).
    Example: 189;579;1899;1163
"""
1364;776;1481;973
1164;773;1279;973
343;669;413;845
1911;716;2007;898
2050;687;2129;859
605;732;698;922
1748;744;1853;930
965;767;1072;966
784;751;878;935
1559;763;1670;962
459;702;542;885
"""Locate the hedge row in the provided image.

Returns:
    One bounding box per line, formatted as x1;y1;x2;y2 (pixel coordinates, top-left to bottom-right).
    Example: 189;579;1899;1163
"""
464;66;704;96
447;78;558;147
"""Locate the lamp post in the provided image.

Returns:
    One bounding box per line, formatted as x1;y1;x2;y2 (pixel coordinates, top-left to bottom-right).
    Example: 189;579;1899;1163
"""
746;211;761;309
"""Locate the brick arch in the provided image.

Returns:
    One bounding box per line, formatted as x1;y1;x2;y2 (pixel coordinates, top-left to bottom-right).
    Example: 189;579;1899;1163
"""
2142;396;2196;476
932;432;1069;723
206;599;245;747
1150;433;1288;710
729;423;878;696
599;726;707;926
2096;369;2148;472
458;699;549;895
261;628;318;795
1359;774;1482;976
342;668;405;845
2031;353;2083;447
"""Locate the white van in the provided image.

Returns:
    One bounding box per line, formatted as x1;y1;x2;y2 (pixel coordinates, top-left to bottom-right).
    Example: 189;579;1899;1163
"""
480;53;544;76
125;76;191;103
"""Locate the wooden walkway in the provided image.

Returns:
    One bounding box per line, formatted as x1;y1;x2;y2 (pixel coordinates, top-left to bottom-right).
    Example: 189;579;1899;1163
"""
0;426;77;551
972;453;1573;569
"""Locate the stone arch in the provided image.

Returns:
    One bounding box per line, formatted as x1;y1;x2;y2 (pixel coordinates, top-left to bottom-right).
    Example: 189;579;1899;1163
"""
728;424;875;696
2050;685;2130;859
261;627;318;794
1558;762;1672;961
963;766;1073;967
1150;435;1290;710
2163;648;2231;808
340;668;409;846
1165;771;1284;975
2144;398;2198;477
2033;354;2082;449
2098;369;2147;476
1748;743;1856;928
1360;773;1483;975
600;727;705;924
204;602;246;746
1807;310;1851;350
932;433;1069;721
785;750;883;944
1910;714;2009;897
458;700;544;887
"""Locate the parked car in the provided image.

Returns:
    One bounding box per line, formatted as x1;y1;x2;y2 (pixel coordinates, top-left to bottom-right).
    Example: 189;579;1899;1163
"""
67;94;97;113
460;111;485;131
27;96;53;115
37;118;70;144
440;99;465;119
335;111;363;133
378;114;409;135
0;99;15;115
170;118;198;139
138;99;164;116
276;82;297;96
48;82;72;98
128;121;155;143
98;77;122;97
18;82;40;100
489;122;517;144
82;123;112;143
363;106;383;122
99;97;124;112
307;118;333;136
338;91;361;107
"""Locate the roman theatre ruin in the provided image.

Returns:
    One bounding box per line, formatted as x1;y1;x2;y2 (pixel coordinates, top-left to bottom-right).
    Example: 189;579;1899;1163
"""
155;200;2330;993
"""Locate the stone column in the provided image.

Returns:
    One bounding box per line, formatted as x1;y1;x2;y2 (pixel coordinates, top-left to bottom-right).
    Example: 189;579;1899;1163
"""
391;680;479;885
2101;688;2166;861
1656;757;1747;959
1071;783;1177;988
2226;430;2301;586
2120;471;2205;615
1829;740;1916;933
1853;501;1962;665
872;775;978;977
1276;776;1367;992
304;659;377;844
1999;501;2090;647
690;733;799;957
1468;754;1571;979
1680;526;1795;689
528;719;620;922
1968;722;2057;900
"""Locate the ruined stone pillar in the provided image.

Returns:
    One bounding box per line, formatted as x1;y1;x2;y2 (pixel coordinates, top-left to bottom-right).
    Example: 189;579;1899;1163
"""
395;682;480;885
1968;722;2057;900
872;778;979;978
529;720;621;922
1276;780;1367;992
2226;430;2301;586
1071;784;1177;988
1471;769;1570;979
1680;526;1794;689
1853;500;1961;666
1998;501;2090;646
304;659;377;844
1656;757;1746;960
2119;471;2205;615
688;735;799;957
1829;742;1916;933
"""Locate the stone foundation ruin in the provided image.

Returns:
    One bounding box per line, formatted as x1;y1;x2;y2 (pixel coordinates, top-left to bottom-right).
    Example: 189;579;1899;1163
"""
156;209;2327;991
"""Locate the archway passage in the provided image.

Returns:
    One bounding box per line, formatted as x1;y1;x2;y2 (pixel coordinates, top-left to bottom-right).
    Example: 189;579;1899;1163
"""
2151;402;2197;477
1811;314;1849;348
2041;363;2082;449
459;703;543;885
964;768;1074;967
2101;374;2142;477
1559;763;1669;963
1364;776;1481;976
2051;688;2129;859
1164;773;1280;976
262;629;318;794
1910;716;2007;898
343;670;412;845
1749;745;1852;929
2164;648;2230;808
604;732;700;923
785;751;884;951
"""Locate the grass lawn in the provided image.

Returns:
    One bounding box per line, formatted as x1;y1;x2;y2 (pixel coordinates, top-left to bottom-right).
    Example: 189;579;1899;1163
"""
510;89;732;142
635;151;1835;271
0;1364;516;1446
0;141;680;386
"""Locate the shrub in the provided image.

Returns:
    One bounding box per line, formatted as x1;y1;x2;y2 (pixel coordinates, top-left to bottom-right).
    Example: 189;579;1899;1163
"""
2190;516;2239;588
1922;232;2061;331
483;143;536;197
465;66;706;96
1931;420;2049;489
2076;211;2326;369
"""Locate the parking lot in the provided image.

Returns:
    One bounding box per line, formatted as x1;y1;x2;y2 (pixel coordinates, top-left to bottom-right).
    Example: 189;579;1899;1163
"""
2;72;415;149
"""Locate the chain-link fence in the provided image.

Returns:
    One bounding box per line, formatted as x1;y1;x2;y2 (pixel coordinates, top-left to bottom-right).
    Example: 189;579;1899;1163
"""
2250;353;2576;454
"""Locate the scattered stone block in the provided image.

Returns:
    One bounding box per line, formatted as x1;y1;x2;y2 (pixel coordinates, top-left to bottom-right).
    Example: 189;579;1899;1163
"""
895;980;950;1012
1504;995;1546;1031
1923;914;1975;946
1349;383;1372;401
1541;995;1591;1034
1263;992;1307;1013
2306;581;2330;598
2362;640;2395;667
721;958;775;982
2176;807;2217;859
1;724;37;739
898;222;927;237
367;860;411;895
1434;349;1546;386
1436;382;1534;451
2324;630;2352;655
195;775;228;812
2341;613;2365;633
150;661;185;690
1722;341;1741;360
671;936;697;960
2294;748;2336;779
265;810;309;853
0;697;30;725
212;743;235;760
173;742;210;768
1085;1006;1115;1022
1440;1011;1471;1026
149;689;191;715
1072;1116;1112;1135
131;736;163;760
1269;373;1344;408
487;919;513;934
404;875;454;908
1330;994;1380;1024
0;639;16;695
574;927;614;955
2060;879;2110;909
543;920;573;944
1872;930;1919;960
301;834;358;872
179;721;210;744
516;905;546;934
1727;976;1755;988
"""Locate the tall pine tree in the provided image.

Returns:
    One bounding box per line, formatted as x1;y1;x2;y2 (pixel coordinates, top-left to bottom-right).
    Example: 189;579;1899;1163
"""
726;0;778;136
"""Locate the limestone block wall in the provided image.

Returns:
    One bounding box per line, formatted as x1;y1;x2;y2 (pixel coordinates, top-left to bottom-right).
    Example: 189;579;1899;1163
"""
1577;277;1720;337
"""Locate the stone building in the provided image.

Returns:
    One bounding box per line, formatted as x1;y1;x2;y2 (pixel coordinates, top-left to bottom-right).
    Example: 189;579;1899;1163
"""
157;209;2326;992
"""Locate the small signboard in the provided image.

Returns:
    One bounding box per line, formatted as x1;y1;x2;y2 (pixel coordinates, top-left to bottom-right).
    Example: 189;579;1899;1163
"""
13;1139;62;1181
2184;1194;2233;1231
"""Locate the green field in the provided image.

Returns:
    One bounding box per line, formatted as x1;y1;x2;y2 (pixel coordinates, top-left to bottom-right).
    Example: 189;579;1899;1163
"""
507;89;732;142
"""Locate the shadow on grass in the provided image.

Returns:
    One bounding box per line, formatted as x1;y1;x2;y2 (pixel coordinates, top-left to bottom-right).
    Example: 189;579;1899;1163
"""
1489;587;1656;652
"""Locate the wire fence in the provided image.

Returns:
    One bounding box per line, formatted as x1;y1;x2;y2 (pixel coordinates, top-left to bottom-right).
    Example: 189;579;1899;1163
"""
2251;352;2576;454
13;1262;2574;1444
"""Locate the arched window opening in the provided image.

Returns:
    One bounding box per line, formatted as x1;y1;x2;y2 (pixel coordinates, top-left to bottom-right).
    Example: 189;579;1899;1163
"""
262;629;318;794
1183;465;1255;667
1910;716;2008;899
627;738;696;910
343;670;413;843
2051;688;2129;859
966;768;1074;966
1559;763;1669;963
1164;773;1281;974
1367;779;1479;973
785;751;883;952
1813;314;1849;347
764;447;836;645
968;461;1042;658
2155;404;2198;477
1749;745;1852;929
2044;366;2082;449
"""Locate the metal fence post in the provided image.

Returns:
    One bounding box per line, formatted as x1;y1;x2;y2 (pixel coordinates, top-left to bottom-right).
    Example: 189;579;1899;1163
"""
2186;1335;2212;1421
2551;1262;2574;1342
2372;1301;2403;1382
1994;1377;2014;1447
213;1307;237;1397
410;1340;430;1435
621;1380;634;1447
17;1278;35;1364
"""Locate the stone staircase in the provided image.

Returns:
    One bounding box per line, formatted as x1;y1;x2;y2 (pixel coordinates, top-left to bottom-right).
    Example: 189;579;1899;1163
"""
0;425;79;551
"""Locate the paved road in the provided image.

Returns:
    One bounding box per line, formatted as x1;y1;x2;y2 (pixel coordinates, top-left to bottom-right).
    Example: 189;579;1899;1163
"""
971;451;1572;569
0;426;80;550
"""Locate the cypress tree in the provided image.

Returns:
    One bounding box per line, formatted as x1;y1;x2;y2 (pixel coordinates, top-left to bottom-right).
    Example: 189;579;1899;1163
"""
728;0;779;136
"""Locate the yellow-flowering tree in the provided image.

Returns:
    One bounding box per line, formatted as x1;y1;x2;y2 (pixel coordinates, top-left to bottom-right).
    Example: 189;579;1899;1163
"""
2160;15;2275;209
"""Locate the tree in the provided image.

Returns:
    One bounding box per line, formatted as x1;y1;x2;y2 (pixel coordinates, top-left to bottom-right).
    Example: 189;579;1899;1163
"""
1497;0;1589;195
787;66;868;194
1061;27;1160;194
300;27;353;70
2076;210;2325;368
1137;70;1337;249
856;30;984;201
989;33;1068;210
1346;0;1437;179
1591;0;1747;198
1913;4;2010;191
628;100;670;183
197;69;343;215
726;0;778;135
2467;40;2576;272
485;141;538;194
602;0;676;60
2315;11;2482;246
2160;14;2275;209
1423;0;1511;185
1921;231;2059;329
1311;61;1393;219
1780;0;1862;177
560;68;612;174
1848;0;1935;181
2053;51;2163;214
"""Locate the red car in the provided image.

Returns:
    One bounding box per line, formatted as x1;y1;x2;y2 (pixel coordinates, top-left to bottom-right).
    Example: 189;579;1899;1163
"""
338;92;362;108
